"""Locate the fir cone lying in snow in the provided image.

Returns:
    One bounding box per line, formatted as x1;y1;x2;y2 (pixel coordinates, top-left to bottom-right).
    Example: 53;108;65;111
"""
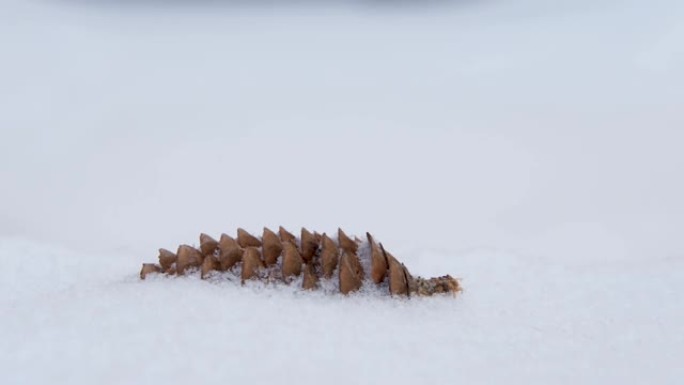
139;227;461;297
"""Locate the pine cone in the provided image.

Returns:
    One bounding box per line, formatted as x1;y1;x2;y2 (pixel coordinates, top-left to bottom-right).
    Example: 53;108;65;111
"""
139;227;461;297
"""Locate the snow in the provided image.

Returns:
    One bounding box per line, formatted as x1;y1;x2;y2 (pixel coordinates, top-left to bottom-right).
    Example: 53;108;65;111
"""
2;237;682;384
1;0;683;383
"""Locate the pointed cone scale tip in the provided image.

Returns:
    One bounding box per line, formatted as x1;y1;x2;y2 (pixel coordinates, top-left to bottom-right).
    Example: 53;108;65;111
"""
368;233;388;284
219;233;239;251
176;245;203;275
158;248;177;272
237;228;262;248
339;252;363;294
219;246;244;272
218;233;242;271
201;255;219;279
338;228;358;254
387;253;409;296
262;227;283;266
279;226;296;244
199;233;219;256
300;227;319;263
322;233;337;247
241;247;264;282
140;263;161;280
281;241;303;280
320;234;339;279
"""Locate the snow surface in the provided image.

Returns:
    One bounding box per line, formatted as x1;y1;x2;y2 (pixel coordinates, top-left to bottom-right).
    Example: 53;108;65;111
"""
1;0;683;383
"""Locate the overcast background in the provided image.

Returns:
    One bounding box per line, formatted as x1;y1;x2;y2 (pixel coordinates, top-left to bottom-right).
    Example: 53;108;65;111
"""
2;0;683;264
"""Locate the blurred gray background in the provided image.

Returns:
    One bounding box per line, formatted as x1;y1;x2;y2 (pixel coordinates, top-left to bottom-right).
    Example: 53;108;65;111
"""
1;0;682;263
